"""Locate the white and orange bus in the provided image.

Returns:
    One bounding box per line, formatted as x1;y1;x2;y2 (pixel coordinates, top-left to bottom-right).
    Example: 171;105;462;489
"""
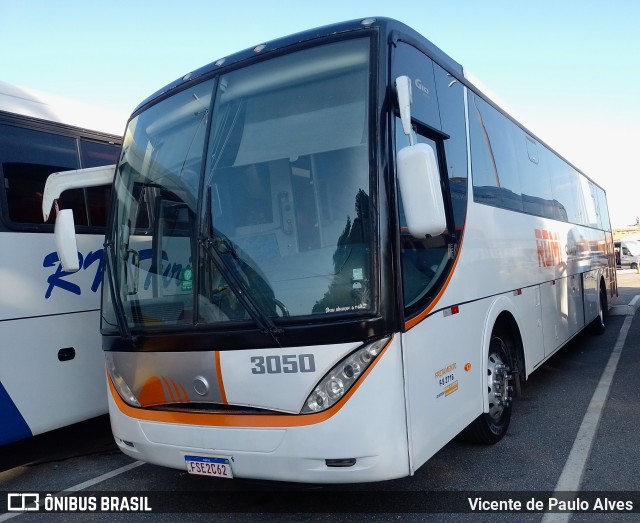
0;81;122;445
47;17;616;482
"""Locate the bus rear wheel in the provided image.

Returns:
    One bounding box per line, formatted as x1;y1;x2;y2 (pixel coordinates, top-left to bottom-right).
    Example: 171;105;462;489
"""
461;331;514;444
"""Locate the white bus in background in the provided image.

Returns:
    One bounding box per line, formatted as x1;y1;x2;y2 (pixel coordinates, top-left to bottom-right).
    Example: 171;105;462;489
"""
48;18;617;483
0;81;122;445
614;240;640;269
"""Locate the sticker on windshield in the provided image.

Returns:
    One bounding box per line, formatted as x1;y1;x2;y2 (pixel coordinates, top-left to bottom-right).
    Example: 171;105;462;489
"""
181;266;193;291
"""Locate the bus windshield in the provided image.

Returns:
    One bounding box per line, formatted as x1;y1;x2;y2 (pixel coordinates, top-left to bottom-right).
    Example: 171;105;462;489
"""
103;37;374;333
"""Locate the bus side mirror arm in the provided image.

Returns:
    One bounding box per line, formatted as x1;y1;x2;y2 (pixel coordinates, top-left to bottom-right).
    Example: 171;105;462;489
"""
394;77;447;238
395;76;415;146
42;164;116;272
42;164;116;221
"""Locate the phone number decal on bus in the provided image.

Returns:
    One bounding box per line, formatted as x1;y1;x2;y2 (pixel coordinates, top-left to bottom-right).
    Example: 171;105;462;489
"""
435;362;458;399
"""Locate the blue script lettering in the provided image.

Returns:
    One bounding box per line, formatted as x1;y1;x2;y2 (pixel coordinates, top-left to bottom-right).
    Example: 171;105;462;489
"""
44;248;190;298
140;249;185;291
43;249;105;299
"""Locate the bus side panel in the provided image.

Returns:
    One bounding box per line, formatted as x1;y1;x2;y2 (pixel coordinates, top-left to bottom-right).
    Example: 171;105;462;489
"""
582;269;600;324
0;233;104;319
403;290;545;473
520;286;545;375
0;380;32;444
540;276;582;357
0;312;107;442
0;232;107;443
437;203;610;364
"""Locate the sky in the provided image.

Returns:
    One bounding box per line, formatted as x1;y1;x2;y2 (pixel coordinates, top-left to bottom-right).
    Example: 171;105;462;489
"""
1;0;639;228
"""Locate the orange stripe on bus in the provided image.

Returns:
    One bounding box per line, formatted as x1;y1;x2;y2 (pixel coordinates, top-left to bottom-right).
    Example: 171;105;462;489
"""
137;376;167;407
177;381;189;403
108;337;393;428
161;377;178;403
214;351;228;404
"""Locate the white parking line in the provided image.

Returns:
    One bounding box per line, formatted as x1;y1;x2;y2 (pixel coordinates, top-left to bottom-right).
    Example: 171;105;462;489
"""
0;460;145;521
60;459;146;493
540;311;634;523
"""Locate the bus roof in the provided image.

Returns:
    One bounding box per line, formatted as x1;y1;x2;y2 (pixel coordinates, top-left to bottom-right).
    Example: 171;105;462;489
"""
0;80;125;137
133;17;463;115
128;16;603;192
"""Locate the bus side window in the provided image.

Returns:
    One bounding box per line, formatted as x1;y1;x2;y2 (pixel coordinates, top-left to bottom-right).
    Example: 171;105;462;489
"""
0;124;81;226
80;139;120;228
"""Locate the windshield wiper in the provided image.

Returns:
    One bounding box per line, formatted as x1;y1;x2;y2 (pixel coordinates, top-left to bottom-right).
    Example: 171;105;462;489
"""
200;187;283;344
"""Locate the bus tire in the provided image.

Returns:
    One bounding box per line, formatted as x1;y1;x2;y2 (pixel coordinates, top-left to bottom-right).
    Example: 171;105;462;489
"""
589;283;606;335
461;330;514;445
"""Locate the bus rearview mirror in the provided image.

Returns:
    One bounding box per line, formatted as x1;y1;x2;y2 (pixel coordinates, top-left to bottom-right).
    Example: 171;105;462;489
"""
54;208;80;272
397;143;447;238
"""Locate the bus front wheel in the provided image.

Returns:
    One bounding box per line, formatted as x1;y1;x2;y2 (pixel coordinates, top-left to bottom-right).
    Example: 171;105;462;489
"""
461;331;514;444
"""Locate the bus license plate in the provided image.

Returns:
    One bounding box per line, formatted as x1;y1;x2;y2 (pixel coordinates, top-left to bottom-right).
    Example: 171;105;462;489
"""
184;455;233;479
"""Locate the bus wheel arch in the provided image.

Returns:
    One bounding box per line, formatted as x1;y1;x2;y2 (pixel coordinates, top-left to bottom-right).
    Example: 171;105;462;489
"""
492;311;525;396
462;306;523;444
589;276;607;335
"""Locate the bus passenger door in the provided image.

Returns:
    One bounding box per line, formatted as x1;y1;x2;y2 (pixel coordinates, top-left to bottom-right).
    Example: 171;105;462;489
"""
395;126;476;471
393;42;475;472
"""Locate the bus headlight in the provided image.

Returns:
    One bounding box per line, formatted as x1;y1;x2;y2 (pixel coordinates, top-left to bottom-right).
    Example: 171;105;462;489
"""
301;336;390;414
107;358;141;407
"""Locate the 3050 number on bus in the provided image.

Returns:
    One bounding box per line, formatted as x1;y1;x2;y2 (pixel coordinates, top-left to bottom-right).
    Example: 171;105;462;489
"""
250;354;315;374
